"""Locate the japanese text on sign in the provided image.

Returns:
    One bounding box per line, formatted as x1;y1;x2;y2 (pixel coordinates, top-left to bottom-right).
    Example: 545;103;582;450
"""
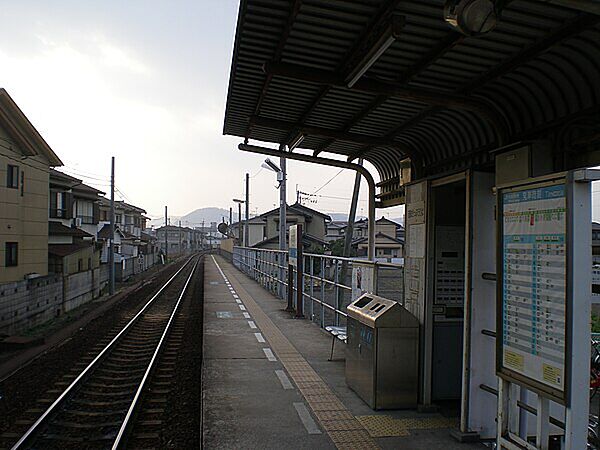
500;183;566;393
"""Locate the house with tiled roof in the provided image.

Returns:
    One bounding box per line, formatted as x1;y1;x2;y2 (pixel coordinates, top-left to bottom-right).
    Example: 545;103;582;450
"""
241;202;331;252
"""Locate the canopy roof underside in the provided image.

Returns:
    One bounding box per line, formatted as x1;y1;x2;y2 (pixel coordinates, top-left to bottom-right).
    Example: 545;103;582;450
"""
223;0;600;205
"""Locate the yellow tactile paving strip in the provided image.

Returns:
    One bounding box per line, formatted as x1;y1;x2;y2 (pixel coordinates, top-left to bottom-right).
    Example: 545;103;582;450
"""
212;256;380;450
356;414;458;438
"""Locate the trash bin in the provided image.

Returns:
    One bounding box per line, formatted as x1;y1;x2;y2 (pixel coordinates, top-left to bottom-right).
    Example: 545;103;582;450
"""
345;293;419;409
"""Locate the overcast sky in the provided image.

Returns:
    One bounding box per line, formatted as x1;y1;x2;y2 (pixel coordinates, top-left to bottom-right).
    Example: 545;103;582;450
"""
0;0;404;223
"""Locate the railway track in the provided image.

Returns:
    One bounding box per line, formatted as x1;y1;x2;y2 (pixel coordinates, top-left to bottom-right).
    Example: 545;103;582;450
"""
5;254;201;450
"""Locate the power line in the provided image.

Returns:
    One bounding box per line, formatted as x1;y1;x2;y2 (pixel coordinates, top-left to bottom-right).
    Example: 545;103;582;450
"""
63;165;109;179
313;168;344;194
59;168;110;183
250;167;264;178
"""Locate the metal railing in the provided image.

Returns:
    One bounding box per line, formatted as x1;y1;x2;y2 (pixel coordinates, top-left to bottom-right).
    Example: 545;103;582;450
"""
231;246;404;331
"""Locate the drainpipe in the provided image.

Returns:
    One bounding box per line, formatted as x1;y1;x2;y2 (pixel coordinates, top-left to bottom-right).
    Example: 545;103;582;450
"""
238;143;376;261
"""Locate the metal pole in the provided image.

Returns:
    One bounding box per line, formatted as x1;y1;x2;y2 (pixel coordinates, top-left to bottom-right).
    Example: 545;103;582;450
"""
279;154;287;298
109;157;115;295
286;263;294;312
238;202;242;242
164;206;168;262
339;158;362;307
245;173;250;247
296;224;304;318
229;207;233;226
238;143;376;260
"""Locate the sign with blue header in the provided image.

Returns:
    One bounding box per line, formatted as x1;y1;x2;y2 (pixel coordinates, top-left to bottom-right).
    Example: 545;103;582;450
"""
497;178;568;401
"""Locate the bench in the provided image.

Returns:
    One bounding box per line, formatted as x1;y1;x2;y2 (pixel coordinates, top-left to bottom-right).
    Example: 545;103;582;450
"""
325;326;347;361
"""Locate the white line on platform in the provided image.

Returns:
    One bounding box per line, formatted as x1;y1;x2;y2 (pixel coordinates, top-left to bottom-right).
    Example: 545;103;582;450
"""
243;312;251;319
248;321;257;329
263;348;277;361
239;304;246;311
275;370;294;390
293;403;322;435
254;332;265;343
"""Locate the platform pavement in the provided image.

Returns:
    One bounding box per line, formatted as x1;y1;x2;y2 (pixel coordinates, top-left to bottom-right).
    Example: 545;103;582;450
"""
202;255;488;449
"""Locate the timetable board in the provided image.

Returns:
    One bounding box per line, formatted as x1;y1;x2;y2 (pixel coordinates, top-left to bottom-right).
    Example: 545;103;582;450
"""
497;178;568;402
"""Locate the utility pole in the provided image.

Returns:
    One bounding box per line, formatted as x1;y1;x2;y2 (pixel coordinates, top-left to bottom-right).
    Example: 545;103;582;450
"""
164;206;168;262
229;207;233;226
109;157;115;295
279;155;287;298
178;220;182;255
245;173;250;247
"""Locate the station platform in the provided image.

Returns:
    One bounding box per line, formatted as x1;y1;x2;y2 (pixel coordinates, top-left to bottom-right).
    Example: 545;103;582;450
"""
203;255;488;449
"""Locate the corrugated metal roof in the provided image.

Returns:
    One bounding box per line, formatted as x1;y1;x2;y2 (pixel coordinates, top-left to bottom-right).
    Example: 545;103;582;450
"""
224;0;600;203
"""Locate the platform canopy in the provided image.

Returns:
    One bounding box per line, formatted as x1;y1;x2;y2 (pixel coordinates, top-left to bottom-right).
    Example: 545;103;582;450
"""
223;0;600;206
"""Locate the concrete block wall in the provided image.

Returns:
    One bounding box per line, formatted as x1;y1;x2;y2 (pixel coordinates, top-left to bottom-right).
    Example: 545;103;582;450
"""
116;254;157;282
0;275;63;336
63;266;110;312
0;257;153;336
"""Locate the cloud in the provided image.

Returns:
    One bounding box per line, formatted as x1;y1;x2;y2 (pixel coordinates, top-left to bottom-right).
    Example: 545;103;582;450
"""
93;36;151;75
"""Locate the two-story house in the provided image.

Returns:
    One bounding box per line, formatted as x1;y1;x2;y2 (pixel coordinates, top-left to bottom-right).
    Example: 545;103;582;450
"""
48;169;104;275
0;89;63;283
97;199;148;262
248;202;331;252
155;225;203;256
325;221;347;243
352;217;404;260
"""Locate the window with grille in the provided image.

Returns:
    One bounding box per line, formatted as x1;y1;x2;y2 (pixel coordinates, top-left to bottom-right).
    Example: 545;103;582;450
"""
7;165;18;189
5;242;18;266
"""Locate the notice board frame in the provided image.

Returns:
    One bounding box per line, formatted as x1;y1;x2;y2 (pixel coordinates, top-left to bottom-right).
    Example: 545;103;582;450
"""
496;173;570;405
289;224;299;267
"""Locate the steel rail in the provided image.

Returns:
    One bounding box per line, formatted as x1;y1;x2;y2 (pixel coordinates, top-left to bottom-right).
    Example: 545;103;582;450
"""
10;255;198;450
112;257;199;448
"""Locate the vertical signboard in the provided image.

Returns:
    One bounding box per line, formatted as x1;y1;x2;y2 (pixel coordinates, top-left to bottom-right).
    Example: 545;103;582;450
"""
289;224;298;267
497;177;568;402
404;181;428;320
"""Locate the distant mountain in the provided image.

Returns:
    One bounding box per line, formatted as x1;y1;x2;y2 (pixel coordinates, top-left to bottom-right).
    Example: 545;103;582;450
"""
148;207;238;229
147;206;404;229
180;207;238;227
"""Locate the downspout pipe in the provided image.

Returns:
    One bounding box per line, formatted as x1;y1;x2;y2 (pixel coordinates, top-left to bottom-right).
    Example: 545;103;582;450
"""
238;143;377;261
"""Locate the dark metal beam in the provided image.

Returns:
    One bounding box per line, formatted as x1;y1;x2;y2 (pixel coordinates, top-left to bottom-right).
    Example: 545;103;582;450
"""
246;0;302;139
284;0;404;148
460;13;600;94
263;62;505;118
314;96;387;156
351;12;600;164
538;0;600;15
251;115;406;149
397;31;464;84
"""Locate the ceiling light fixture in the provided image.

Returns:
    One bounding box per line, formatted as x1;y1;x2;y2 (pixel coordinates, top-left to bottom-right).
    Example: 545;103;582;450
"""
288;132;305;151
346;14;405;88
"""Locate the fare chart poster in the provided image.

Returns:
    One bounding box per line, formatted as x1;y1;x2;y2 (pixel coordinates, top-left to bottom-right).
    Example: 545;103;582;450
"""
500;182;567;396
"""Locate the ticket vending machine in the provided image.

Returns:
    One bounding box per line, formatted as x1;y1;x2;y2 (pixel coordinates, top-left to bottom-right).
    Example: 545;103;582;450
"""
432;225;465;400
